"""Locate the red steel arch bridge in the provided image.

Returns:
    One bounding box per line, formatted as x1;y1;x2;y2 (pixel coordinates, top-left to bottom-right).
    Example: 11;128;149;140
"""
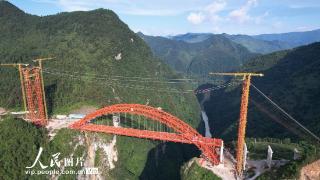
13;66;224;166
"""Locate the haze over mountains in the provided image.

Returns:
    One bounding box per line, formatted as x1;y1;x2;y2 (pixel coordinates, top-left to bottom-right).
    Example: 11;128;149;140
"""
168;29;320;53
253;29;320;47
139;29;320;75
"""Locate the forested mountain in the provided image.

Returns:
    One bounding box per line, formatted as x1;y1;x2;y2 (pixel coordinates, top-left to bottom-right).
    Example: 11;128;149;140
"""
254;29;320;47
138;32;256;75
168;33;292;54
203;42;320;141
224;34;293;54
0;1;199;119
0;1;201;179
163;30;320;54
140;30;320;76
168;33;213;43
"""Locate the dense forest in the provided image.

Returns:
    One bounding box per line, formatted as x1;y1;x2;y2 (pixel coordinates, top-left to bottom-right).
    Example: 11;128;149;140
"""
0;1;203;179
0;117;85;179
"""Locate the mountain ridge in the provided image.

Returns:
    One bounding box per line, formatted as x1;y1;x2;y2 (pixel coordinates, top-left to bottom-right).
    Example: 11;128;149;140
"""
253;29;320;47
145;29;320;54
138;32;256;75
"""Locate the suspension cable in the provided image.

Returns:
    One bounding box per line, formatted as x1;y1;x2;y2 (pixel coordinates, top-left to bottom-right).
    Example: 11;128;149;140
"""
251;83;320;142
42;70;240;94
43;68;222;84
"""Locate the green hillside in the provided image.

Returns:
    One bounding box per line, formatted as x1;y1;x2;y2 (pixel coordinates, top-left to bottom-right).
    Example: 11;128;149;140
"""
0;117;85;180
0;1;202;179
0;1;199;124
203;42;320;141
138;32;256;75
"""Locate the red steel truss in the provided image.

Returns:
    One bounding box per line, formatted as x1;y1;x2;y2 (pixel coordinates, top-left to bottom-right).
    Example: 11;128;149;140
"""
22;67;47;126
69;104;223;165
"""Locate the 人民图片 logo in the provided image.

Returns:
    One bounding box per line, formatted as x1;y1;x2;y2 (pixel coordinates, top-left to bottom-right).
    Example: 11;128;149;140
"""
25;147;99;176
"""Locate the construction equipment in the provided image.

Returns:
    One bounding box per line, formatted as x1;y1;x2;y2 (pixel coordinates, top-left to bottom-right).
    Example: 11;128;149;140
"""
1;57;54;125
32;57;55;119
210;72;263;177
209;72;264;77
22;67;47;126
0;63;29;112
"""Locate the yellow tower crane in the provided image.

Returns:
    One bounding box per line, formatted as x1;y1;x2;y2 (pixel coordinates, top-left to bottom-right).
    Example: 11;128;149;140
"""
209;72;263;177
0;63;29;112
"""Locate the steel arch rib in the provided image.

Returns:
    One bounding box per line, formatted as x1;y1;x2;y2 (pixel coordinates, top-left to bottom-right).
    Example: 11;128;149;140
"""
69;104;222;165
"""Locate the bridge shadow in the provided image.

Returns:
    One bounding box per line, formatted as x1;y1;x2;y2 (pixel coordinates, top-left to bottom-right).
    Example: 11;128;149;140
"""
139;142;200;180
139;116;205;180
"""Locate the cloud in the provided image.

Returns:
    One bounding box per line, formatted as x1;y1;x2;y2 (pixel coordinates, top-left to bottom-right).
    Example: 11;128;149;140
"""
187;12;205;25
228;0;258;23
187;0;226;25
186;0;269;26
205;0;226;14
205;0;226;22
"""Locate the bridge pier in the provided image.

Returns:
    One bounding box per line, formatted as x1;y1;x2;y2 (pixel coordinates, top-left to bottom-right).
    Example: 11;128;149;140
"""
112;114;120;127
220;141;224;163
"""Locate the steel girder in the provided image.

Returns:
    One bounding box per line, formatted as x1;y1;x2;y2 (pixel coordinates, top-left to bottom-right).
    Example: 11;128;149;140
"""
69;104;223;165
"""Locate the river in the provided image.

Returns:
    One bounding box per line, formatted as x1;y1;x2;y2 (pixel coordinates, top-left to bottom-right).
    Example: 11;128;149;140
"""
200;91;212;138
201;111;212;137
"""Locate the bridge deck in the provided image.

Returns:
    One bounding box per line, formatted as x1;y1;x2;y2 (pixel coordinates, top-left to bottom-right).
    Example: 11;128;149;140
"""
72;124;222;146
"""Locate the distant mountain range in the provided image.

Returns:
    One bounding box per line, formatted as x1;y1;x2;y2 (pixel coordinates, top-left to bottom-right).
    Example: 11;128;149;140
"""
223;34;293;54
138;32;256;75
167;29;320;54
253;29;320;47
139;29;320;76
168;33;213;43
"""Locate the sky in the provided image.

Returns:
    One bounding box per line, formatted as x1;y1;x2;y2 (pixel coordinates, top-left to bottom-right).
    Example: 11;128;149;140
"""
8;0;320;36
